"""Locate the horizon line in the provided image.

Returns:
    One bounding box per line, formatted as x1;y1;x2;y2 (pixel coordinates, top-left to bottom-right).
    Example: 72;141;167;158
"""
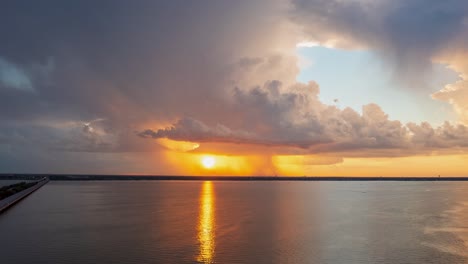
1;174;468;181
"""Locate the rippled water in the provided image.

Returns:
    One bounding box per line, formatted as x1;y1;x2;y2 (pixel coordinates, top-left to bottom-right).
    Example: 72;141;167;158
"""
1;181;468;263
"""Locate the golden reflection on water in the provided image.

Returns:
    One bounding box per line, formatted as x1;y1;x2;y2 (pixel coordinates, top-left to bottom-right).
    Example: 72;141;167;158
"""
197;181;215;263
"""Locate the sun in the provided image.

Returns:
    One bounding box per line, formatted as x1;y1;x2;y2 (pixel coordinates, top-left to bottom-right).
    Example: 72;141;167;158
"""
201;156;216;169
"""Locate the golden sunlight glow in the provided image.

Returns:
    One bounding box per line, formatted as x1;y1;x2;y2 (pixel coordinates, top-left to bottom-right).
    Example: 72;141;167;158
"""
156;138;200;152
197;181;215;263
273;154;468;177
201;156;216;169
165;151;275;175
164;147;468;176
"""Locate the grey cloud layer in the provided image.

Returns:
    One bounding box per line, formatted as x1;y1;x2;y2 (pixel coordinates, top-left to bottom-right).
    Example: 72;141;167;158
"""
0;0;289;123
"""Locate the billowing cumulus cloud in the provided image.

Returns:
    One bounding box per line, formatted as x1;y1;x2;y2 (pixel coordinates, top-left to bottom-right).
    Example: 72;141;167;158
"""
2;0;468;174
141;81;468;155
431;53;468;123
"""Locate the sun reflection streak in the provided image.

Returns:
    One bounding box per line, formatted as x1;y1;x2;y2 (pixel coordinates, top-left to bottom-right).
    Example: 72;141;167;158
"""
197;181;215;263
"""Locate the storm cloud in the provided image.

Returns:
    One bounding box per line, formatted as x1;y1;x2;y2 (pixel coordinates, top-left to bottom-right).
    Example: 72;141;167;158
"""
2;0;468;173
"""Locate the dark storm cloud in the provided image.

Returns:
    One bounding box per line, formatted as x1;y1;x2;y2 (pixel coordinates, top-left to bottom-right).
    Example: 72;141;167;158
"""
0;0;292;172
1;1;285;121
0;1;211;122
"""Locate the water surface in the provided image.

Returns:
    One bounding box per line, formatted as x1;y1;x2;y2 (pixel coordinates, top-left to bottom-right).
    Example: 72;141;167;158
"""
1;181;467;263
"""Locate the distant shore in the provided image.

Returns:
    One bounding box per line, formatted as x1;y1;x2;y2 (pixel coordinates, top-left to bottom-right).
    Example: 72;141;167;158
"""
1;174;468;181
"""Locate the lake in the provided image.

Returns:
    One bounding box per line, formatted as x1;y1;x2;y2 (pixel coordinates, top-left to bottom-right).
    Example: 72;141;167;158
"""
1;181;467;263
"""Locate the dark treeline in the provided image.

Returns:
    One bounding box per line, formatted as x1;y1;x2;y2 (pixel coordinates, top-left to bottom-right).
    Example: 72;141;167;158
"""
0;182;38;200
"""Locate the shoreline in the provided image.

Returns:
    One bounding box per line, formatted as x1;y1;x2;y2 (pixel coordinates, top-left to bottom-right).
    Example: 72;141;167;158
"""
1;174;468;181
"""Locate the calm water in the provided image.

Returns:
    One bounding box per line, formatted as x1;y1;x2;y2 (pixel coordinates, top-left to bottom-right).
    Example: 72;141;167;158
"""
1;181;468;263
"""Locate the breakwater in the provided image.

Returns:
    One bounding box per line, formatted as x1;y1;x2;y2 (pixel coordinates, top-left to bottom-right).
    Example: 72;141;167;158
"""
0;178;49;213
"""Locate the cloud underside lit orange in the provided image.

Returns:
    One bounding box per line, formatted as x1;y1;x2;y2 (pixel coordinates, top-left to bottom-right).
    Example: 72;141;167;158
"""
159;139;468;176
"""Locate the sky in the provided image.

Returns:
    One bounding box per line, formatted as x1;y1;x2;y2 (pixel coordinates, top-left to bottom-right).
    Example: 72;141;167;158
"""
296;46;459;124
2;0;468;176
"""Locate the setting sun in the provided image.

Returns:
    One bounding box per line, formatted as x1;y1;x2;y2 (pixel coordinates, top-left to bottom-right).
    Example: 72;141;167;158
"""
201;156;216;169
